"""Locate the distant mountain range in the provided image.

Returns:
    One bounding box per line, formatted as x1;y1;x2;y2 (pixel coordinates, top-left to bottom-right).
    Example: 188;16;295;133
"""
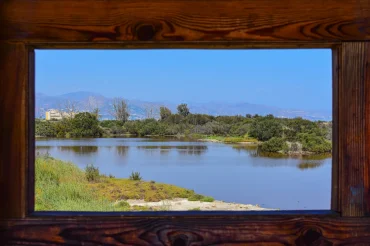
36;91;332;121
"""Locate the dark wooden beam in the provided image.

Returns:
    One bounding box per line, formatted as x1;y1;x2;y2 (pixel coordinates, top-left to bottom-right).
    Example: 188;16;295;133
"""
331;46;340;213
1;216;370;245
0;42;30;219
339;42;370;216
1;0;370;43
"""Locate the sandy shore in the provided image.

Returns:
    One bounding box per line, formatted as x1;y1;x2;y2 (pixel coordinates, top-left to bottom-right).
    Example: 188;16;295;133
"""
124;198;276;211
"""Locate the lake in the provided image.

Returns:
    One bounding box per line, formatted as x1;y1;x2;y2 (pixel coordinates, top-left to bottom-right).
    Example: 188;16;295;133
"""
36;137;332;210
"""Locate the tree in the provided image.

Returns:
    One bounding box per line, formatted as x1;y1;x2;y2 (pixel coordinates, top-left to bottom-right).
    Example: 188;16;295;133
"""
61;99;79;119
35;120;57;137
70;112;103;137
86;96;98;112
111;98;130;123
145;105;159;119
246;114;252;118
177;103;190;117
249;116;283;141
160;106;172;120
92;108;100;120
86;96;101;119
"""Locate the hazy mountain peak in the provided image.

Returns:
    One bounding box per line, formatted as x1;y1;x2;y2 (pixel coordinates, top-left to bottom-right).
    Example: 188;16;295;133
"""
58;91;105;100
35;92;332;121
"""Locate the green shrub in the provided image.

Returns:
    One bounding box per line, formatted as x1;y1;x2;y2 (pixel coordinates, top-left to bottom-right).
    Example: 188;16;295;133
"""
249;116;283;141
188;194;205;201
114;200;130;209
129;171;142;181
35;120;57;137
200;196;215;202
260;137;288;153
85;164;100;182
188;207;201;211
100;120;124;128
298;133;332;153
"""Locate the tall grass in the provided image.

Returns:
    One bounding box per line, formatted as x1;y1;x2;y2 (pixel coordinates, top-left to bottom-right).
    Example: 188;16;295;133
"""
35;155;207;211
35;156;127;211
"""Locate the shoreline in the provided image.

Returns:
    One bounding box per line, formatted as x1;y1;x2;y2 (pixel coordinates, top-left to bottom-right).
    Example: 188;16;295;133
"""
121;198;275;211
40;156;274;211
198;138;259;145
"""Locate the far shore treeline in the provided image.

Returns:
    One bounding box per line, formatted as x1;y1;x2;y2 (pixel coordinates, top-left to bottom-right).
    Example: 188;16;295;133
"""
36;100;332;155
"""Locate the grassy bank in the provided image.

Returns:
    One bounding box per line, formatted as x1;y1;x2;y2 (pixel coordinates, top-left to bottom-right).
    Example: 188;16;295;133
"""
36;156;211;211
198;134;259;144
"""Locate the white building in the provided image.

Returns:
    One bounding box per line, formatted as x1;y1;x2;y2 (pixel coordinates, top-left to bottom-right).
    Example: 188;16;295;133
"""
45;109;75;120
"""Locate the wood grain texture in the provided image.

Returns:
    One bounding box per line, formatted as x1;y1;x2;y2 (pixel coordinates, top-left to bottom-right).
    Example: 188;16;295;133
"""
331;47;340;212
31;41;338;49
27;49;35;216
0;42;30;219
339;42;370;217
365;45;370;218
1;0;370;244
1;0;370;43
1;216;370;245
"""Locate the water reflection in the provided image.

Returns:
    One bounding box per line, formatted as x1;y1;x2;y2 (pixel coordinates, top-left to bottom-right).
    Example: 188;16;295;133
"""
160;150;170;155
232;144;258;153
35;138;332;210
177;146;208;156
231;144;329;170
36;146;51;157
115;146;129;157
115;136;194;142
297;161;324;170
137;145;208;156
58;146;98;155
36;146;52;150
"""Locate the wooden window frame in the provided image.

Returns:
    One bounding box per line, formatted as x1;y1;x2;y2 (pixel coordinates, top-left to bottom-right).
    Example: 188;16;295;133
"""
1;0;370;244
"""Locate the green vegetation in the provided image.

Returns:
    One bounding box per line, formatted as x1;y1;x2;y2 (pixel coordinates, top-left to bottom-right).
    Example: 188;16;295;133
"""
36;106;332;154
36;156;118;211
85;164;100;182
201;196;215;202
90;178;206;202
160;106;172;120
298;133;332;153
36;156;211;211
129;171;142;181
188;207;201;211
260;137;288;153
177;103;190;117
113;200;130;210
188;194;203;201
202;134;259;143
36;112;103;138
187;194;213;202
70;112;103;137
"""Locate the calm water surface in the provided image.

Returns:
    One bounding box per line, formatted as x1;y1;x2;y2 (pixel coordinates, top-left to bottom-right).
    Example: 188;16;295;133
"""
36;137;331;210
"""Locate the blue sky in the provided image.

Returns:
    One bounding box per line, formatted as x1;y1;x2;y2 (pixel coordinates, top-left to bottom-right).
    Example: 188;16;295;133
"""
36;49;332;111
